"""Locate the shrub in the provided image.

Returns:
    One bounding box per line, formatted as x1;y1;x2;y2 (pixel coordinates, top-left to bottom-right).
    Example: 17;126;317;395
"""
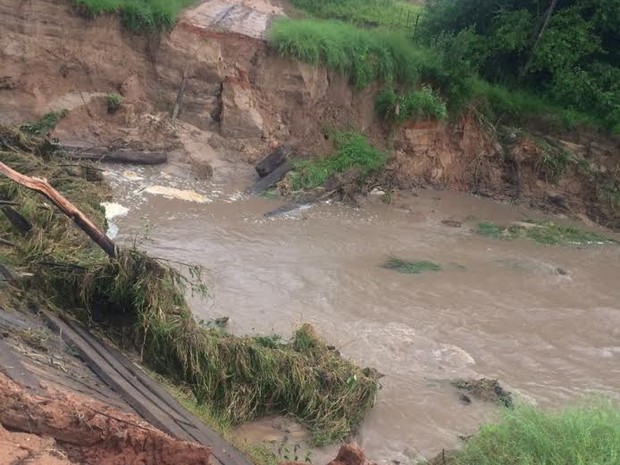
20;110;69;135
106;93;123;113
290;131;386;190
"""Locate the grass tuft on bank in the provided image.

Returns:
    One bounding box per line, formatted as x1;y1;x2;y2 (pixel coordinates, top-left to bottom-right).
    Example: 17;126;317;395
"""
456;402;620;465
290;131;386;191
71;0;196;30
0;125;379;447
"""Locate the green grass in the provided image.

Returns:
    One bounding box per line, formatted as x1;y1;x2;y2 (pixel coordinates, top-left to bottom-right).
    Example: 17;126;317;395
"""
471;79;601;131
71;0;197;30
475;221;613;246
20;110;68;135
456;402;620;465
382;257;441;274
290;131;386;190
376;86;447;123
476;221;505;239
290;0;422;31
268;19;426;88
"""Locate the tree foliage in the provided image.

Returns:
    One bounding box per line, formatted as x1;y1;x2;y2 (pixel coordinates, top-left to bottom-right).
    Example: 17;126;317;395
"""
421;0;620;131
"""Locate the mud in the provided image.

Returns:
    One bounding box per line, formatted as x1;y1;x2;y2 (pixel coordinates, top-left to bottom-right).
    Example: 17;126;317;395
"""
0;372;211;465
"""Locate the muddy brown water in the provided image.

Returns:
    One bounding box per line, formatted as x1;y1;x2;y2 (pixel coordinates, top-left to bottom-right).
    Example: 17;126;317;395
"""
106;165;620;464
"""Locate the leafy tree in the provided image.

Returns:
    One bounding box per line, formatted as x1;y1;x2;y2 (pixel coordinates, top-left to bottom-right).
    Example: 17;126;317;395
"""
420;0;620;130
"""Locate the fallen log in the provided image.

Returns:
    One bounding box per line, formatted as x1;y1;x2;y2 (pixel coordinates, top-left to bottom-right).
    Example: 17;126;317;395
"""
0;162;116;257
61;146;168;165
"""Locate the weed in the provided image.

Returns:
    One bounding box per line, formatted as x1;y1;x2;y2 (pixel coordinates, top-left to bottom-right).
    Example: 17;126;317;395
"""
455;401;620;465
289;131;386;191
376;86;447;123
530;136;572;182
382;257;441;274
106;93;123;113
20;110;68;135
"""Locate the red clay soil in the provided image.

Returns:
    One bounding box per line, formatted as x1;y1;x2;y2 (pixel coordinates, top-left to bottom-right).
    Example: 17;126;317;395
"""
0;373;211;465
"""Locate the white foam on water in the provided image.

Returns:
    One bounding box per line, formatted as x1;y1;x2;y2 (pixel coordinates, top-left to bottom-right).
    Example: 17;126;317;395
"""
143;185;212;203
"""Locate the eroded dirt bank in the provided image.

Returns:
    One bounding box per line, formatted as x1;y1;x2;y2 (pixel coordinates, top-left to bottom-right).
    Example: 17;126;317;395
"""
0;372;211;465
1;0;618;227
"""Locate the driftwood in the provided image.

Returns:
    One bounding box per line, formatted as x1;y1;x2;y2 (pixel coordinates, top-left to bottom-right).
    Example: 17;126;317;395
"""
263;168;361;218
250;144;309;195
62;146;168;165
0;162;116;257
248;161;293;195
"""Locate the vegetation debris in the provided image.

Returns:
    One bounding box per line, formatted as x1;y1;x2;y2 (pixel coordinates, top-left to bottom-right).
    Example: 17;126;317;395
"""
475;220;613;246
451;378;513;408
382;257;441;274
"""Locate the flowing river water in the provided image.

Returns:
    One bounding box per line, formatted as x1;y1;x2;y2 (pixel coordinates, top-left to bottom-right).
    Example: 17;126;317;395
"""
105;164;620;463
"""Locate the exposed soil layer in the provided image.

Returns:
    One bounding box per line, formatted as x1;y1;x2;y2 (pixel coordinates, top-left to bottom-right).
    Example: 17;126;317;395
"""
0;0;618;228
0;372;211;465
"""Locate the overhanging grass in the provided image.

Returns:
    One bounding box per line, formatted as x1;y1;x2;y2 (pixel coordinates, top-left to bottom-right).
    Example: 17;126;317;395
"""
289;131;386;190
0;126;379;447
376;86;447;123
71;0;197;30
382;257;441;274
290;0;422;30
268;19;425;88
456;402;620;465
475;220;613;246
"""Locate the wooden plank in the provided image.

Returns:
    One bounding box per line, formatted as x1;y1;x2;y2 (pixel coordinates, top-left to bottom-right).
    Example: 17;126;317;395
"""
0;339;42;392
39;311;252;465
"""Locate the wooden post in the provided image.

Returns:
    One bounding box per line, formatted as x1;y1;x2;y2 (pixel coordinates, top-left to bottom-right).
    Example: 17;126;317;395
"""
171;67;188;124
0;162;117;258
